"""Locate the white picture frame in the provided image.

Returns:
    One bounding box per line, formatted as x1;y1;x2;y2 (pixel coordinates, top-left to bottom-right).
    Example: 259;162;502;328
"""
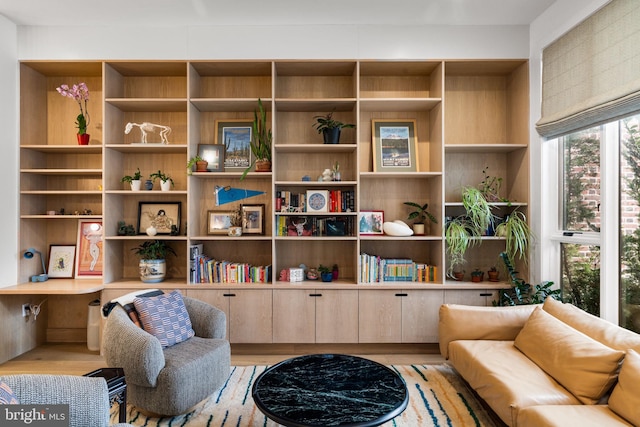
306;190;329;213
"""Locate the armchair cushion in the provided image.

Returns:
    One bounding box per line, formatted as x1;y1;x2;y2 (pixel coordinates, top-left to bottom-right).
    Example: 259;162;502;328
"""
134;290;195;348
0;381;18;404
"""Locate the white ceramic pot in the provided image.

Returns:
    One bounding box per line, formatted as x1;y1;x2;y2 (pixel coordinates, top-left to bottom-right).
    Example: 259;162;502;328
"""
139;259;166;283
146;226;157;236
160;180;172;191
130;180;142;191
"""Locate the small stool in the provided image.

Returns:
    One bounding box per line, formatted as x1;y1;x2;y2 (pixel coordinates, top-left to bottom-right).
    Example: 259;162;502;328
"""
85;367;127;423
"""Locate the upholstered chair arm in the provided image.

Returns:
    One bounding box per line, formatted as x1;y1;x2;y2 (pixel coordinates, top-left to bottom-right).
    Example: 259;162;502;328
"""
0;374;131;427
183;296;227;339
103;306;165;387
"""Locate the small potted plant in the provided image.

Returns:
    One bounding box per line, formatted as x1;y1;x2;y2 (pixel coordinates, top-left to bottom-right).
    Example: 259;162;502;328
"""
487;266;500;282
242;98;272;179
132;240;177;283
318;264;333;282
121;168;143;191
312;111;355;144
187;155;208;175
149;170;174;191
404;201;438;235
471;268;484;283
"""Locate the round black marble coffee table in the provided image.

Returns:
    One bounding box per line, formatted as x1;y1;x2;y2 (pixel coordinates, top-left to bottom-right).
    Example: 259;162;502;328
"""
252;353;408;427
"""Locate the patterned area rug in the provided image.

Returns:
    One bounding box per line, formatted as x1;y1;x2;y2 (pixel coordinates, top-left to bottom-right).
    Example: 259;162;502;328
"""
112;364;497;426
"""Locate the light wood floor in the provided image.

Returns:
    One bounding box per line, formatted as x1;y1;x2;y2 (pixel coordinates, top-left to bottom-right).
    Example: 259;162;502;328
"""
0;343;445;376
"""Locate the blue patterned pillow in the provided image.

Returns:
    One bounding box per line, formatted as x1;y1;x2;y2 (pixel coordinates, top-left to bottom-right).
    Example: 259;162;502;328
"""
134;290;195;347
0;381;19;404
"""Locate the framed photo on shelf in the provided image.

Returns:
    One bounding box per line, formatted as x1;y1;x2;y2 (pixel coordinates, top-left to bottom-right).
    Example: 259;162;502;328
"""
214;119;253;171
306;190;329;213
241;204;265;235
76;220;103;279
197;144;225;172
207;210;235;235
359;210;385;235
47;245;75;278
372;119;418;172
137;202;181;235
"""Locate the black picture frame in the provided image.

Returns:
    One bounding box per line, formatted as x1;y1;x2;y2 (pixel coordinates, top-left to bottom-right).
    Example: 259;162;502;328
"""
137;202;181;235
214;119;253;171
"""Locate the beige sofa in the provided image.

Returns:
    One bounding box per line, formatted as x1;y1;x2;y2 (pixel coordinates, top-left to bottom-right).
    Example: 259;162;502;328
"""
438;298;640;427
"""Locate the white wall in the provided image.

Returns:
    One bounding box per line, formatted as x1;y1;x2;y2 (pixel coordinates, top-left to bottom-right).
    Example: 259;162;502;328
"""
17;24;529;60
0;15;18;287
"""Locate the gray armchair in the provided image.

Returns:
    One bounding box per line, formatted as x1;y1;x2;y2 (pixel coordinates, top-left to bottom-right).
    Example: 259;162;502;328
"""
103;296;231;416
0;374;132;427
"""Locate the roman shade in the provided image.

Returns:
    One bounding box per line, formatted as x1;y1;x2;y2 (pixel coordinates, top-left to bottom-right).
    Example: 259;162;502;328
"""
536;0;640;138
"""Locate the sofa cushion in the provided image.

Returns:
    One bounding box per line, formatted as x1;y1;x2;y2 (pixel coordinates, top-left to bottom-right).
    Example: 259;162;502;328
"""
543;297;640;353
609;349;640;426
515;307;625;404
134;290;195;348
0;380;18;404
449;340;579;426
438;303;539;359
517;405;633;427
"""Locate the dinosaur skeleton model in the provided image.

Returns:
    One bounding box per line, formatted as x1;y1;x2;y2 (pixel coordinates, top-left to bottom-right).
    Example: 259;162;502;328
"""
125;122;172;144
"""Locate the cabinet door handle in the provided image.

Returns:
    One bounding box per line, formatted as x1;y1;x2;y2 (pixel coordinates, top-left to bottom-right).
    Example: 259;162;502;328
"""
479;293;492;297
395;293;408;297
223;293;236;297
309;293;322;297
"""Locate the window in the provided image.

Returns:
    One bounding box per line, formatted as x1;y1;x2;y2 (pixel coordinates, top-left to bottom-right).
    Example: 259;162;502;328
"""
550;113;640;333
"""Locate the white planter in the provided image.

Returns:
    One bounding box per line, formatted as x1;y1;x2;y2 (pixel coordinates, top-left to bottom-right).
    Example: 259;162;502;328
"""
160;180;172;191
139;259;166;283
130;180;142;191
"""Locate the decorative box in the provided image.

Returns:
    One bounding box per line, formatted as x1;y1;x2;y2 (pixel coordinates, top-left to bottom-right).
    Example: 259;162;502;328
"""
289;268;304;282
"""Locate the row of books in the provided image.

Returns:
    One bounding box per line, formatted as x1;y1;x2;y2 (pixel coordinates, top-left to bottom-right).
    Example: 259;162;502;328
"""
275;215;356;236
359;254;438;283
192;255;272;284
275;190;355;213
189;244;271;284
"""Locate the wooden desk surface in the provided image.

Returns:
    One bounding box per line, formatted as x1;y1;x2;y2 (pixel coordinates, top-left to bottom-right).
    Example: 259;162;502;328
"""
0;279;104;295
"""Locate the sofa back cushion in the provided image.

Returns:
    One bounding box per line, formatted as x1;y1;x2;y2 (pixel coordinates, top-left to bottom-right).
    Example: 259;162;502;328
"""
515;307;625;404
608;349;640;426
438;303;539;359
543;297;640;353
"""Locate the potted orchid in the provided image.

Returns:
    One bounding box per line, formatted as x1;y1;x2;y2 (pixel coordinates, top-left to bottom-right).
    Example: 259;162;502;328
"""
56;82;90;145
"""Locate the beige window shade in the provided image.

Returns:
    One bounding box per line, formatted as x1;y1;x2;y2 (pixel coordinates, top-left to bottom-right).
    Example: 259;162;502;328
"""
536;0;640;138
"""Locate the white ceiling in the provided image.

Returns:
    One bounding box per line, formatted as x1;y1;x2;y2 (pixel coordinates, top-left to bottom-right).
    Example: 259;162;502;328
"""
0;0;556;27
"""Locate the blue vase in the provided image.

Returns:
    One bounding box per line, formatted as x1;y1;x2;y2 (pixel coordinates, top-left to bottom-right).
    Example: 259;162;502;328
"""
321;272;333;282
144;179;153;190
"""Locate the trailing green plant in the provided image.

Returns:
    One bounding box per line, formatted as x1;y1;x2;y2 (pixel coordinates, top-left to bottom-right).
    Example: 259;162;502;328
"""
121;168;143;183
132;240;177;260
494;252;560;306
462;186;494;234
242;98;273;179
495;209;533;265
149;170;174;186
445;218;474;275
312;111;355;133
404;201;438;225
187;155;204;169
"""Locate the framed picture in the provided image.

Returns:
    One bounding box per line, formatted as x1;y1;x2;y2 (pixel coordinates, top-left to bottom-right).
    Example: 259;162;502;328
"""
207;210;236;235
214;119;253;171
197;144;225;172
47;245;75;278
137;202;181;235
241;204;265;235
359;210;385;235
306;190;329;213
372;119;419;172
76;220;103;278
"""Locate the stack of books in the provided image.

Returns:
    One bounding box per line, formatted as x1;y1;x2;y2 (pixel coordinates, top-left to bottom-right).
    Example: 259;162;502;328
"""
359;254;437;283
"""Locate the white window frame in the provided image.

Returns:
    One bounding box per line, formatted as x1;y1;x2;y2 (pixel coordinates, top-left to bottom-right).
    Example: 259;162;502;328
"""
541;122;619;324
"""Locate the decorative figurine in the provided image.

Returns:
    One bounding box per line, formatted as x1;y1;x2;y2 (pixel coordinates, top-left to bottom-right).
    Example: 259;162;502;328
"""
124;122;172;144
